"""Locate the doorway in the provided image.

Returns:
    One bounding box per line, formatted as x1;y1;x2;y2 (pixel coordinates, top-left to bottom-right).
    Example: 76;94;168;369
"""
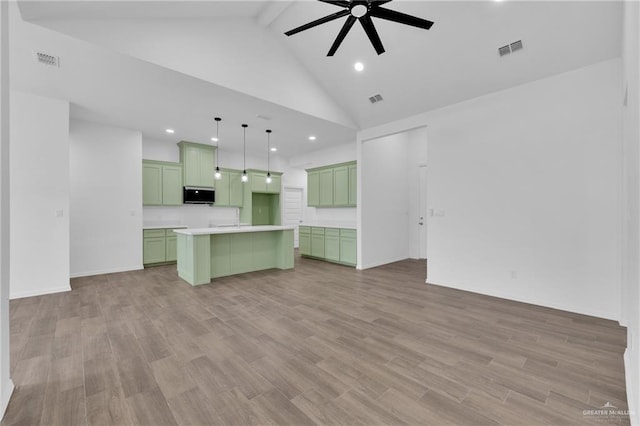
283;187;303;248
418;165;427;259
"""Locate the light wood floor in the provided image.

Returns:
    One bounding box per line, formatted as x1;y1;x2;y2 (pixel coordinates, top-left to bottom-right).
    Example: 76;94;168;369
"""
2;255;629;425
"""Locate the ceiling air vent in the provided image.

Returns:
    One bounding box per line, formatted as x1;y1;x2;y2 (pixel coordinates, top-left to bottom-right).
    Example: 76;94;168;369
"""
369;94;384;104
498;40;524;57
34;51;59;67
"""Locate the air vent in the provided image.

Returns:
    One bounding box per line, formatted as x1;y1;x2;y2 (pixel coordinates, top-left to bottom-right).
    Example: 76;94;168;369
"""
498;45;511;57
498;40;524;57
369;94;384;104
34;52;59;67
256;114;271;121
510;40;523;52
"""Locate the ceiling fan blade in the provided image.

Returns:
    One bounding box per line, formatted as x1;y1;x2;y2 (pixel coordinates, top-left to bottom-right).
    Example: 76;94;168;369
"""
318;0;351;7
327;15;357;56
371;0;393;5
285;9;351;36
369;6;434;30
359;15;385;55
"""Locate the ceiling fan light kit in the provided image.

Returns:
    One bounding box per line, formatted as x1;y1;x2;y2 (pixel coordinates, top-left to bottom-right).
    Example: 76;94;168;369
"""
285;0;434;56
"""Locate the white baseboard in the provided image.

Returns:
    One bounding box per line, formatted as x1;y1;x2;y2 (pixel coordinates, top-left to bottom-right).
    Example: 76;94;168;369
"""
10;284;70;300
624;349;638;426
0;379;14;420
70;265;143;279
426;279;619;321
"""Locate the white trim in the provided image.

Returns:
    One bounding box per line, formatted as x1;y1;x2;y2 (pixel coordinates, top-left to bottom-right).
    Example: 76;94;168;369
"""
427;280;620;321
625;349;638;426
0;378;14;420
10;285;70;300
70;265;143;279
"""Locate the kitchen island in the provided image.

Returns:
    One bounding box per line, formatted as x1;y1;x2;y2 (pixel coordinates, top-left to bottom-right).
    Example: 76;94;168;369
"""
174;225;295;286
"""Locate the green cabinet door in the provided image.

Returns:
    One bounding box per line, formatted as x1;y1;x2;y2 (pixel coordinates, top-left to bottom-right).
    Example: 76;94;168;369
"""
251;172;267;193
198;148;215;187
340;229;357;266
333;166;349;206
165;235;177;262
266;174;281;194
215;171;230;206
311;227;325;258
319;169;334;206
143;237;166;264
143;163;162;205
229;170;244;207
179;142;216;188
307;171;319;206
162;164;183;205
299;227;311;255
348;163;357;206
325;228;340;261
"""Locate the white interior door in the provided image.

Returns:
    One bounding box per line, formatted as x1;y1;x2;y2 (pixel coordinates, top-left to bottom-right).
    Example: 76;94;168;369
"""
283;187;303;248
419;165;427;259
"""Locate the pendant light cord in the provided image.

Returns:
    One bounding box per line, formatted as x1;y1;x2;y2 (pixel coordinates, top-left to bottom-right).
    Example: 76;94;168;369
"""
242;124;248;172
266;129;271;174
214;117;221;169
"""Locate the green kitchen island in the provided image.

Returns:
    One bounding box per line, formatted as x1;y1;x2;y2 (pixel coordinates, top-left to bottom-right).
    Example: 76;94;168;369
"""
174;225;295;286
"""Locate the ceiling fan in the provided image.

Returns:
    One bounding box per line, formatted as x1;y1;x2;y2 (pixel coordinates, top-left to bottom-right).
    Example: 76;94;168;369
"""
284;0;434;56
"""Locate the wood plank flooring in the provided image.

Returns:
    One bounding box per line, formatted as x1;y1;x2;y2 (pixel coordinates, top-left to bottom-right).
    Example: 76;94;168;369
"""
2;256;629;425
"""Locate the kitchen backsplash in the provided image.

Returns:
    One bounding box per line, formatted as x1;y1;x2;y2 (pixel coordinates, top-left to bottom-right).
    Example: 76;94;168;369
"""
143;204;239;228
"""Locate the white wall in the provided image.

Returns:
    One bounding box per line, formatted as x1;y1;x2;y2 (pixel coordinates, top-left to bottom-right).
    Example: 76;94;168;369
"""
360;133;411;269
10;91;70;299
70;120;143;277
621;1;640;423
0;0;13;417
358;58;623;321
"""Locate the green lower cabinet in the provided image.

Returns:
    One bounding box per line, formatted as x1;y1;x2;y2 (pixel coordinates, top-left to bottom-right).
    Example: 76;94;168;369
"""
143;228;183;266
299;226;356;267
166;235;177;262
311;228;325;258
143;237;166;264
324;228;340;262
299;227;311;255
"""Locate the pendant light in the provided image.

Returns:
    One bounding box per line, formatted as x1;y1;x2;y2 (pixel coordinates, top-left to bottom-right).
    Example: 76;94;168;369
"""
241;124;248;183
214;117;222;180
265;129;272;184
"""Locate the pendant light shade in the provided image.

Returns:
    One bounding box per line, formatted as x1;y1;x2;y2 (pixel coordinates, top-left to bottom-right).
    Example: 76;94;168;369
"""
265;129;272;184
214;117;222;180
241;124;248;183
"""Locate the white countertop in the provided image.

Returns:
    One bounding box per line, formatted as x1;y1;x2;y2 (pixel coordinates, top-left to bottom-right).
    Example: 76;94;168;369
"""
143;225;188;230
174;225;296;236
299;221;357;229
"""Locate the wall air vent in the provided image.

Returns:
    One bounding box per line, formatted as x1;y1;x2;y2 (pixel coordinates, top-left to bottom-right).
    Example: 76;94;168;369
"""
510;40;523;52
369;94;384;104
498;45;511;57
34;52;59;67
498;40;523;57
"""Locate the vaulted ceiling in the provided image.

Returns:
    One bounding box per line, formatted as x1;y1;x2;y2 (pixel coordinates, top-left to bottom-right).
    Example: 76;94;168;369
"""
12;0;622;158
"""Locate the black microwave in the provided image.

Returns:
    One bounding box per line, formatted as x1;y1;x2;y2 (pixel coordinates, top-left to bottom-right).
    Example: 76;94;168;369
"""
183;186;215;204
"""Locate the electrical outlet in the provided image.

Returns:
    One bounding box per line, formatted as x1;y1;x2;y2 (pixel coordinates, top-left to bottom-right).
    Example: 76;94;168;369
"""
510;270;517;279
54;209;63;218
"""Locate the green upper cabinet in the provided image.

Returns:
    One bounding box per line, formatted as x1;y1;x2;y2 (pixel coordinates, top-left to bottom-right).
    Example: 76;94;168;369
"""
143;160;183;206
178;141;216;188
307;171;320;206
333;166;349;206
143;162;162;205
306;161;356;207
214;169;243;207
348;163;357;206
319;169;334;206
248;170;282;194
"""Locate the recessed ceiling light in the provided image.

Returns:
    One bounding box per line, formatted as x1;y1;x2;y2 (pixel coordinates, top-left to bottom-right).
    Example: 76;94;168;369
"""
211;137;219;142
270;147;277;152
354;62;364;72
308;135;317;141
165;128;175;134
